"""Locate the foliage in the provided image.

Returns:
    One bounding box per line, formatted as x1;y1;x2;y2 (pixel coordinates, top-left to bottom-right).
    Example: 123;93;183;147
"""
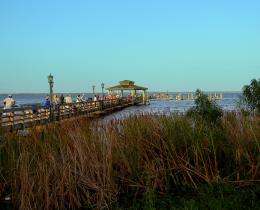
241;78;260;115
116;184;260;210
187;89;223;124
0;114;259;209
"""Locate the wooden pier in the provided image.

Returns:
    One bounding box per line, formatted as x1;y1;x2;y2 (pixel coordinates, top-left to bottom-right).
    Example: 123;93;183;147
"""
0;97;143;132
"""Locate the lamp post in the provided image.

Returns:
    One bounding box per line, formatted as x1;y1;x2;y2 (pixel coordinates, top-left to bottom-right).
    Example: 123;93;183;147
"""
101;83;104;98
48;74;54;121
92;85;96;95
48;74;54;104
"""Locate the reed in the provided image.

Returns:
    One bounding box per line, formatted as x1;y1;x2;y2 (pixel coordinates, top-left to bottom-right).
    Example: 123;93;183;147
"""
0;113;259;209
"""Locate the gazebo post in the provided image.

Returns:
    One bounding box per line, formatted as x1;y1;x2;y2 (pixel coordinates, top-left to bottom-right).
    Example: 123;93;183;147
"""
131;90;134;104
142;90;145;104
146;90;148;104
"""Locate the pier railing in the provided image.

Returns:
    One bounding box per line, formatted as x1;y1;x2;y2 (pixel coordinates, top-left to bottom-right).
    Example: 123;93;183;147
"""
0;96;143;131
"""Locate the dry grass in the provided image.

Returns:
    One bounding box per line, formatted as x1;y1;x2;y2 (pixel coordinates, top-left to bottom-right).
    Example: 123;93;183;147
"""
0;113;259;209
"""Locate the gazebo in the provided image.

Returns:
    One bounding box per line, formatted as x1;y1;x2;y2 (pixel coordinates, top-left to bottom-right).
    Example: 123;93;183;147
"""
106;80;148;104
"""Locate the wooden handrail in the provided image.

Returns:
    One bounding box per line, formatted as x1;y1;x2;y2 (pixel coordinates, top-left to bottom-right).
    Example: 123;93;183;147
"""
0;97;142;131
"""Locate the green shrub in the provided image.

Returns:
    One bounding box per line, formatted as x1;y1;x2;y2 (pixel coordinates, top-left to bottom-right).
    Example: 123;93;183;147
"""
187;89;223;124
240;78;260;115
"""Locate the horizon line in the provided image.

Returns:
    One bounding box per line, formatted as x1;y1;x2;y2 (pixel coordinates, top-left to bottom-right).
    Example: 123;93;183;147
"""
0;90;242;95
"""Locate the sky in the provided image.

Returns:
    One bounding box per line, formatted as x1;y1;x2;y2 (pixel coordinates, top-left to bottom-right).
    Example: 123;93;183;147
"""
0;0;259;93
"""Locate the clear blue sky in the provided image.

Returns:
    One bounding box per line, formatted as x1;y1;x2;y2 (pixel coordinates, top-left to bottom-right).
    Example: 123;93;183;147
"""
0;0;259;93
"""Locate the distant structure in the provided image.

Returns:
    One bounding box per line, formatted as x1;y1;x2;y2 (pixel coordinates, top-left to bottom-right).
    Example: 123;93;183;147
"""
107;80;149;104
150;92;223;101
208;93;223;101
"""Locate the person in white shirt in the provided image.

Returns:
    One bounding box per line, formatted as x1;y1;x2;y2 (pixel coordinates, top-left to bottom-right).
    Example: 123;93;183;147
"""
64;95;73;104
3;95;15;109
53;95;60;105
3;95;16;109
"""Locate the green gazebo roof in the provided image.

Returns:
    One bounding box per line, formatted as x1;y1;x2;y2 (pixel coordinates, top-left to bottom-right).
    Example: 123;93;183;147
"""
107;80;148;91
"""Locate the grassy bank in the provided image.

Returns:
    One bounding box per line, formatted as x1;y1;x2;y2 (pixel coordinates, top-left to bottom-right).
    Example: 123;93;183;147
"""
0;113;259;209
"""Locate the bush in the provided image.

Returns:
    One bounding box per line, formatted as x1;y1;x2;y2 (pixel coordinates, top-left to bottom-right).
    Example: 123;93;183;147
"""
187;89;223;124
240;79;260;115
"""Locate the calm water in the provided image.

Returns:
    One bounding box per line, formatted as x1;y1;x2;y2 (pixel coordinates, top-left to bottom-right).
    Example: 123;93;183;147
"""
0;93;241;117
103;93;240;121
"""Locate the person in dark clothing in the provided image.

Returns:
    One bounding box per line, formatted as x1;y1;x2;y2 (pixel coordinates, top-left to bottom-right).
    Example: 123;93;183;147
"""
32;104;38;116
60;94;65;104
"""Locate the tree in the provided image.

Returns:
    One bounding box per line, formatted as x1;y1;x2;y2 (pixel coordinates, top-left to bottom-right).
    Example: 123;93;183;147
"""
187;89;223;124
241;79;260;114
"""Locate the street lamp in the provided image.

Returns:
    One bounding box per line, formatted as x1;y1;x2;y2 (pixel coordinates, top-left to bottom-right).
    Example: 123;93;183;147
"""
92;85;96;95
101;83;104;98
47;74;54;121
48;74;54;105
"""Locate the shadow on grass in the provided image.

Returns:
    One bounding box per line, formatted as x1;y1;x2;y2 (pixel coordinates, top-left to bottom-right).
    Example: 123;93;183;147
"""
115;183;260;210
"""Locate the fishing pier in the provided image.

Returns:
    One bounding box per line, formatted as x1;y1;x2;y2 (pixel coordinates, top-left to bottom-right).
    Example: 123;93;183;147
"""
0;79;149;132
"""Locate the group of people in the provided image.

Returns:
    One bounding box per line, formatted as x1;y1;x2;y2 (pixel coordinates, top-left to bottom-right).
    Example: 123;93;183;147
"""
103;94;122;100
2;93;124;110
41;94;86;108
91;94;123;101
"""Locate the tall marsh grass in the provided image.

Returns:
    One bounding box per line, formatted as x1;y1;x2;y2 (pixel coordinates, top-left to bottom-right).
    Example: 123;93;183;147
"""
0;113;259;209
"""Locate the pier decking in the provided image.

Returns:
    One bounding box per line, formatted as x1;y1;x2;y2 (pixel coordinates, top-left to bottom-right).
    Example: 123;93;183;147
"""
0;97;143;132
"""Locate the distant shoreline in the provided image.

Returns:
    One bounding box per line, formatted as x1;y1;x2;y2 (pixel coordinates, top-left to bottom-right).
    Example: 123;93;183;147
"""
0;91;242;95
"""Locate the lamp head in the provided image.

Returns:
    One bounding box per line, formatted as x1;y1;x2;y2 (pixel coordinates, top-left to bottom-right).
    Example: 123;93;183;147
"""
48;74;54;84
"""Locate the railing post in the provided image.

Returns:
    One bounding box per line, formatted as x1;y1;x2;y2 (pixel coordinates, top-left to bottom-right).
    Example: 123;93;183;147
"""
38;107;42;122
57;105;60;121
46;108;49;122
22;110;25;128
29;109;33;124
100;100;104;111
10;111;14;131
49;105;53;122
0;110;2;131
60;105;64;120
83;102;87;114
70;104;73;117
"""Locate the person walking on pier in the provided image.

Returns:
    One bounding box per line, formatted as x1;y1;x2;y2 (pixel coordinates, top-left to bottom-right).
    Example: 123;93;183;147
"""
3;95;16;109
42;95;51;108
